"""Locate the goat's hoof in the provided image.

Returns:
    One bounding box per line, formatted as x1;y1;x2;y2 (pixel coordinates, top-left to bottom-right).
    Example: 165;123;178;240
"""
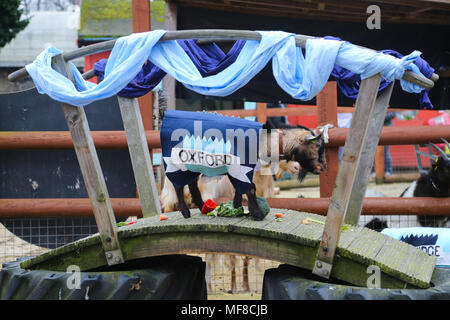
181;210;191;218
249;209;265;221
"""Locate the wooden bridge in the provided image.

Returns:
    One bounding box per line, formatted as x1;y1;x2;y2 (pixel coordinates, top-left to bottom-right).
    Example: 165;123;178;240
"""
20;208;436;289
7;29;440;291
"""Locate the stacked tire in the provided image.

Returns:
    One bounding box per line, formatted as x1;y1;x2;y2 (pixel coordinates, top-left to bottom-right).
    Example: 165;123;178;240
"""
0;255;207;300
262;264;450;300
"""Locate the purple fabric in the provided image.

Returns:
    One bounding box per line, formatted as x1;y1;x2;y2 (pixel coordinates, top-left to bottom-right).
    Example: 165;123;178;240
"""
93;59;166;98
93;39;245;97
176;39;246;77
326;36;435;109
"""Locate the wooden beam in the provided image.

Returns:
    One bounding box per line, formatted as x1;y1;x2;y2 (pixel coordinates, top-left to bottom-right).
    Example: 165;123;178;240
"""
1;197;449;217
316;81;339;198
312;74;382;279
118;96;161;218
163;0;178;110
344;82;394;225
1;125;449;150
256;102;267;123
132;0;153;136
375;146;386;183
51;54;124;266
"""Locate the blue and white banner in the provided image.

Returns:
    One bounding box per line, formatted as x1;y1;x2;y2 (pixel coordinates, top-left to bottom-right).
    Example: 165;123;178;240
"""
161;110;263;194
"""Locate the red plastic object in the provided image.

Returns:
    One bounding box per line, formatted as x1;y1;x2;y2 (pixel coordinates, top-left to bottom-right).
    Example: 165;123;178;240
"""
201;199;217;214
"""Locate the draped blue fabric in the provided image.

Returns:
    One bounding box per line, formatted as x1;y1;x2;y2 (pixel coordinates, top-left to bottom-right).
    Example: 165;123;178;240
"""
25;30;428;107
326;36;435;109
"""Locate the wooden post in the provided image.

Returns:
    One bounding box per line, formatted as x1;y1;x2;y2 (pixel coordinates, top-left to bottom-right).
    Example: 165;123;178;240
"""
51;54;123;266
256;103;267;124
163;0;177;111
312;74;384;279
118;96;161;218
375;146;385;184
132;0;153;140
316;81;339;198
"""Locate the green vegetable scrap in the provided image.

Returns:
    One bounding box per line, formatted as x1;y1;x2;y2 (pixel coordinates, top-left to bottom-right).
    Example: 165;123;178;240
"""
208;201;247;217
307;217;349;231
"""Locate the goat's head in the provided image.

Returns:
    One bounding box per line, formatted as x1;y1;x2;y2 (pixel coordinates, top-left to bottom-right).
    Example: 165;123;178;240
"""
282;128;326;182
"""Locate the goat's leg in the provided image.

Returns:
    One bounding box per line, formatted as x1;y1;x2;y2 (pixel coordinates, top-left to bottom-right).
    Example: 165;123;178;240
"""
246;183;265;221
233;192;243;209
175;185;191;218
188;177;205;211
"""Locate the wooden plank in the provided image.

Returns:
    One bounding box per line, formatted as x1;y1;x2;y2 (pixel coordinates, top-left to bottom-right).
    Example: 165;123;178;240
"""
51;54;123;266
316;81;339;197
344;82;394;224
118;96;161;218
312;74;382;279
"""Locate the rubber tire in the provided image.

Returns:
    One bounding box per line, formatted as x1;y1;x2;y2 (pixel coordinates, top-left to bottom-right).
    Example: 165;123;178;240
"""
262;264;450;300
0;254;207;300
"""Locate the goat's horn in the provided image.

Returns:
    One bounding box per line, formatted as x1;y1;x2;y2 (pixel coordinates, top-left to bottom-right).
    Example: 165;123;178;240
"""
430;143;449;159
306;134;319;141
307;132;322;140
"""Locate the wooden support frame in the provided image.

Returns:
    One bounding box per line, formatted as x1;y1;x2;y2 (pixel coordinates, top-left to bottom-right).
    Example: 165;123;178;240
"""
317;81;339;198
51;54;124;266
312;74;388;279
344;82;394;224
117;96;161;218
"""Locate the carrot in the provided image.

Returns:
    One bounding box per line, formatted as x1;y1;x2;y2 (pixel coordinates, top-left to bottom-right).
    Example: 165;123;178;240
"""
275;213;284;218
160;214;168;221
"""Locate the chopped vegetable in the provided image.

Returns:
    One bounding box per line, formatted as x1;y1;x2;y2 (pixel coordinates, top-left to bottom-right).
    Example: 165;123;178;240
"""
301;219;310;225
275;218;283;222
117;220;137;227
160;214;168;221
306;216;349;231
275;213;284;218
210;201;246;217
201;199;217;214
